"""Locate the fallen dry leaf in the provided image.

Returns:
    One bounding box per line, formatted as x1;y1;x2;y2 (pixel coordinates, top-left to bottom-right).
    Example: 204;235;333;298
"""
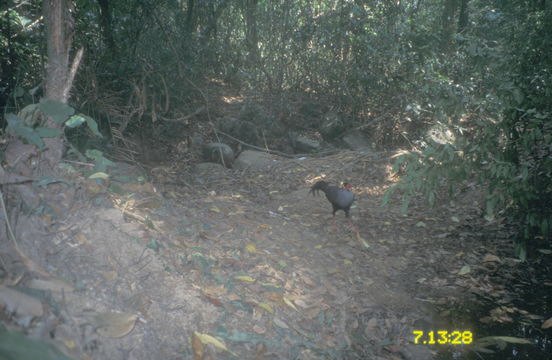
356;232;369;248
202;293;223;307
193;332;237;357
253;324;267;335
273;317;289;329
458;265;471;275
257;302;274;314
94;312;138;338
283;296;298;311
234;275;256;283
191;332;204;360
482;254;501;263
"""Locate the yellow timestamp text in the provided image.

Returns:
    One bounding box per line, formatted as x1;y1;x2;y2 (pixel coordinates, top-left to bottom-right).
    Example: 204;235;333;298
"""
412;330;473;345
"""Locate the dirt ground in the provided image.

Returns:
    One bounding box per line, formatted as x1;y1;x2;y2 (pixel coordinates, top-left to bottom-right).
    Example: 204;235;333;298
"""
0;147;516;360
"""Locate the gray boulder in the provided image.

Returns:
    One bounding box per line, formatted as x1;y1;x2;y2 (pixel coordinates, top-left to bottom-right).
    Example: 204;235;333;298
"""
233;150;279;169
202;142;234;167
342;132;371;150
289;132;321;153
319;112;345;140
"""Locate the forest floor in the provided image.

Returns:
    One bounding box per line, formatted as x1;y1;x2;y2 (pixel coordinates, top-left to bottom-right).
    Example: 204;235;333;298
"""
3;83;531;360
6;146;519;360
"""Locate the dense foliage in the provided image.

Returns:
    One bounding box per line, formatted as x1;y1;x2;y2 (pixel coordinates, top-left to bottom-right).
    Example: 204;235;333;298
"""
1;0;551;250
386;1;552;255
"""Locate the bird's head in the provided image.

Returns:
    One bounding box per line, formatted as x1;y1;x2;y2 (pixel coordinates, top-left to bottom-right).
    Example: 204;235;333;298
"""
343;183;353;191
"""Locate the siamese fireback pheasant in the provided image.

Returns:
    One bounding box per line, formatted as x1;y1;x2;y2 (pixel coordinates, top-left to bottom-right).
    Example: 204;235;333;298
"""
309;180;358;231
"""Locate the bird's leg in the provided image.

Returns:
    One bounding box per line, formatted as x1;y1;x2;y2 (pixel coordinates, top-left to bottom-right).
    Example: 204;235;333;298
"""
346;218;359;233
344;211;359;232
332;216;338;232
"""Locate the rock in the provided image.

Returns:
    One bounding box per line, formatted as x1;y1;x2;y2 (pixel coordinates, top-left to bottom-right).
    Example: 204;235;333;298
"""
218;117;241;134
289;133;321;153
193;162;227;175
218;117;259;145
189;134;205;150
319;112;345;140
265;118;287;137
233;150;278;169
240;103;268;123
342;132;371;150
202;143;234;167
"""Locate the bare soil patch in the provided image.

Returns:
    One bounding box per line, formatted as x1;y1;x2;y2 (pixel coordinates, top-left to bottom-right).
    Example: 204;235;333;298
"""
2;148;515;360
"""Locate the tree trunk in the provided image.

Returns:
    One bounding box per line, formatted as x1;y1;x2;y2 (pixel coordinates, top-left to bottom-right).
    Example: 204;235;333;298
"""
457;0;469;33
440;0;457;54
244;0;259;67
184;0;195;36
97;0;115;53
42;0;78;169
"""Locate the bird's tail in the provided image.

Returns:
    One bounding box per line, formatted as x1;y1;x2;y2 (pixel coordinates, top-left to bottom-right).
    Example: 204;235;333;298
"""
309;180;329;196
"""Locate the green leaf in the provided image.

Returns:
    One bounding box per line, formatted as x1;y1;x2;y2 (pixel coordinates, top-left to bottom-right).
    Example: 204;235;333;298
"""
35;127;63;138
39;99;75;124
85;150;115;172
65;113;101;137
6;113;45;149
65;114;86;128
0;328;75;360
382;185;396;206
84;115;103;137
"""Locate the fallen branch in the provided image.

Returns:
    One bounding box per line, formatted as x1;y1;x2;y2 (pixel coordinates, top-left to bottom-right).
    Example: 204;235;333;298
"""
214;129;299;158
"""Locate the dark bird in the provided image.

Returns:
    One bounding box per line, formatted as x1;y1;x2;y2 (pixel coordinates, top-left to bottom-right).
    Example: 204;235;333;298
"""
309;180;358;231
